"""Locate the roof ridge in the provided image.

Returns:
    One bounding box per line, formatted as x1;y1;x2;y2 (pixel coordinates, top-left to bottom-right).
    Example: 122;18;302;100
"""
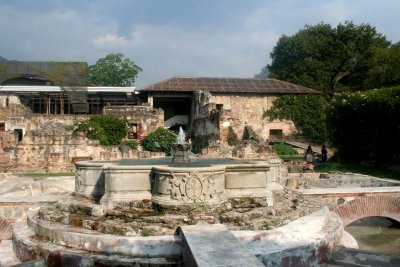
139;76;320;94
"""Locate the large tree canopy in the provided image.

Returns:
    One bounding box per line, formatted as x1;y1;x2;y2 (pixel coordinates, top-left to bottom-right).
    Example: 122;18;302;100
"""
88;53;142;87
267;22;391;101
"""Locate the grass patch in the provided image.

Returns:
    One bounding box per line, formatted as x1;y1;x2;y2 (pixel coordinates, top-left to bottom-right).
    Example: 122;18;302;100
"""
315;163;400;180
279;155;305;161
272;142;298;155
24;172;75;178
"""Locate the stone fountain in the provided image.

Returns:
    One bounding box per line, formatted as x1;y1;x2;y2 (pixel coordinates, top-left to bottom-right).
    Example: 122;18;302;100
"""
171;127;191;164
7;139;344;266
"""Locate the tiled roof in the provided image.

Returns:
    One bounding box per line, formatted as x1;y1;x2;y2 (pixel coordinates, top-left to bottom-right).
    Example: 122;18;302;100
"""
139;77;320;94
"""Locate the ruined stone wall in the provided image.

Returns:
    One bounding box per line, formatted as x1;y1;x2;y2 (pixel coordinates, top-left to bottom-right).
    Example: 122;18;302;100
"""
0;99;165;172
11;127;164;173
191;91;221;153
211;94;296;143
103;105;164;140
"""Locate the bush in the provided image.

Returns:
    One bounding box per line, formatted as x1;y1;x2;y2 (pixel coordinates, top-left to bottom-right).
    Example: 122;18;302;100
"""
141;127;177;153
124;140;138;150
272;142;298;155
327;86;400;165
227;126;239;146
73;115;128;146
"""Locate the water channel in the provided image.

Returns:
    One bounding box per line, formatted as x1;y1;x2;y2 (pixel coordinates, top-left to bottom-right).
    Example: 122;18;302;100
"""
345;216;400;255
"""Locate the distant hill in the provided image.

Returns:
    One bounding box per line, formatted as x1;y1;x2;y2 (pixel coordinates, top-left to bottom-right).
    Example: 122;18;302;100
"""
0;56;8;62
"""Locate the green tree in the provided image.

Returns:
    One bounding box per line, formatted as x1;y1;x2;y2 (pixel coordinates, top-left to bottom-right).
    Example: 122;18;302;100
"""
264;95;326;141
267;22;391;101
88;53;142;86
362;42;400;89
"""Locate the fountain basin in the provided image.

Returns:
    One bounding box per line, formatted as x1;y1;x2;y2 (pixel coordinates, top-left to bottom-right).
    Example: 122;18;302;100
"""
152;165;226;206
74;161;116;199
100;165;153;206
225;163;269;198
74;157;283;208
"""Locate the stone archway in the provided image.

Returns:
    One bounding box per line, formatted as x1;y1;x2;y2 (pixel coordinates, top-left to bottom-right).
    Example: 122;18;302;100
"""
334;194;400;226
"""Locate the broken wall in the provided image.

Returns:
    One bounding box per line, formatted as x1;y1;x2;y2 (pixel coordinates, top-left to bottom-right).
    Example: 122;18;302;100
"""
191;91;221;153
103;105;164;140
211;94;296;142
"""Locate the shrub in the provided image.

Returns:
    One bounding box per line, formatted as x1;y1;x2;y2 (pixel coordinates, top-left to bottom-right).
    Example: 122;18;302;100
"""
272;142;298;155
227;126;239;146
327;86;400;165
73;115;128;146
124;140;138;150
141;127;177;153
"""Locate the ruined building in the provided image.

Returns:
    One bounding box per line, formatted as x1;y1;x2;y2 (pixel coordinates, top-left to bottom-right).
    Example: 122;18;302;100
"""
139;76;320;152
0;62;319;171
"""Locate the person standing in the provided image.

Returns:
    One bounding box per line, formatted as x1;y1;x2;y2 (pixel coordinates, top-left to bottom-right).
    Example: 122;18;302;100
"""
305;145;314;163
321;145;328;162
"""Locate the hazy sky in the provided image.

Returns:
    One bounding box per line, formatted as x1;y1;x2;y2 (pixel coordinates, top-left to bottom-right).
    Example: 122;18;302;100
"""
1;0;399;88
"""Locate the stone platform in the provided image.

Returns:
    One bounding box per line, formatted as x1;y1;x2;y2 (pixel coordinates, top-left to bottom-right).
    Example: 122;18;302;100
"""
8;206;342;266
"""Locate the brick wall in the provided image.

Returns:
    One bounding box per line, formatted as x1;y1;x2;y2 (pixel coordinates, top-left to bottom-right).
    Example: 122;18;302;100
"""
334;193;400;226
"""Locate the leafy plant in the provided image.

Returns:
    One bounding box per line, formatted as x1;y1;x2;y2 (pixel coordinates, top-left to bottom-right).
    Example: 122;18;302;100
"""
227;126;239;146
141;230;151;237
73;115;128;146
141;127;177;153
327;86;400;165
263;221;273;230
264;95;326;141
124;140;138;150
272;143;298;155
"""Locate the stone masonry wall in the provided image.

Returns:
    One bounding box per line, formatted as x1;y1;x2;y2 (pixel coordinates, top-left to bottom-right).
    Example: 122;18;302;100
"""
212;94;296;142
103;104;164;140
0;99;165;172
191;91;221;153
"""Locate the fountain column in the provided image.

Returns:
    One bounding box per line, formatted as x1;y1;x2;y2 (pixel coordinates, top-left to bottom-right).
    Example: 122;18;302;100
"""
172;127;191;164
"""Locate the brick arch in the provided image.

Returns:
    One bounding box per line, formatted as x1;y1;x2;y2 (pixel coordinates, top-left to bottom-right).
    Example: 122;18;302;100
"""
0;217;13;241
334;194;400;226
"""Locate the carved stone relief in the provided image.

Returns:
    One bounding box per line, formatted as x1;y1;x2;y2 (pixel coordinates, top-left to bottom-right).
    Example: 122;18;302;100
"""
167;171;217;203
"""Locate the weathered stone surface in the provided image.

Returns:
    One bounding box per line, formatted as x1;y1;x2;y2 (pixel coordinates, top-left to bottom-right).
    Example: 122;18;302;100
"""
179;224;264;267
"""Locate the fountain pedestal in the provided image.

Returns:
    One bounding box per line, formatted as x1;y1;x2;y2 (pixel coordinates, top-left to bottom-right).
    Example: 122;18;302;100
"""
172;143;192;164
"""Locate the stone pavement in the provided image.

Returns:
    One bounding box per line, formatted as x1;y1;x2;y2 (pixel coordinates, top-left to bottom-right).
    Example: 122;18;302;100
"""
178;223;264;267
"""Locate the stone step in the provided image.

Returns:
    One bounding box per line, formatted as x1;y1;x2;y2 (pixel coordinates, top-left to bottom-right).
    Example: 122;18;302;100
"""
13;222;183;266
178;223;264;267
